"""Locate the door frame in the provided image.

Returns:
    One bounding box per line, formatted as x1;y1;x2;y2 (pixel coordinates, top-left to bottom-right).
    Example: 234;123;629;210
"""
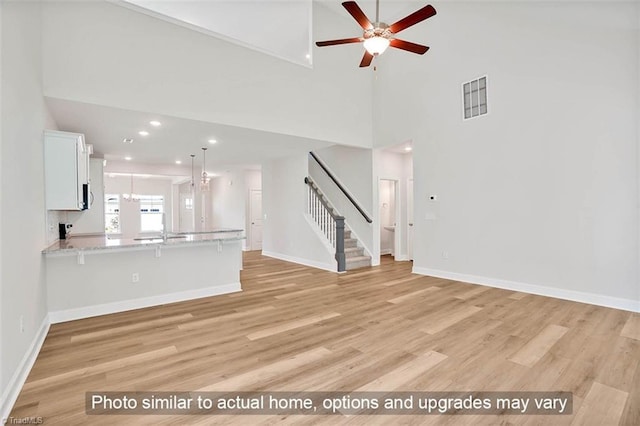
249;189;262;251
378;178;401;262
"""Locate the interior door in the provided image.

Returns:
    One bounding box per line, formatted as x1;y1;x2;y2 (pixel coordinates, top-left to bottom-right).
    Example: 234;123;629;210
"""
407;179;414;260
179;192;194;232
250;189;263;250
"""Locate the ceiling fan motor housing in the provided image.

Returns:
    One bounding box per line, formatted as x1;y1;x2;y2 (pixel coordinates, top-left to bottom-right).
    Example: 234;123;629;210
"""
364;23;392;41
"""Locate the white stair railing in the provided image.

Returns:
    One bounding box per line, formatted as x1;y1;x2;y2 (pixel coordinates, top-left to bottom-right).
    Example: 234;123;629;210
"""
305;177;345;272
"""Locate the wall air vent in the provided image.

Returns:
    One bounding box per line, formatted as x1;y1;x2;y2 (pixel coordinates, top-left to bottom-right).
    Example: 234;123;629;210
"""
463;76;488;120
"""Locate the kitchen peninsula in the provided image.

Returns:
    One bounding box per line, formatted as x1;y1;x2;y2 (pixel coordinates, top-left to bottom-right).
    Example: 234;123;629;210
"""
43;229;245;323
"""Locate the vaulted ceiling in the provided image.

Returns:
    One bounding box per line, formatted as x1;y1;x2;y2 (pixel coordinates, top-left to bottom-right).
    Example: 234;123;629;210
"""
45;1;422;173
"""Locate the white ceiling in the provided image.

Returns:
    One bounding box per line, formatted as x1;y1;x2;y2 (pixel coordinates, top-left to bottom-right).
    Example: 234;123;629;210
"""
46;97;333;173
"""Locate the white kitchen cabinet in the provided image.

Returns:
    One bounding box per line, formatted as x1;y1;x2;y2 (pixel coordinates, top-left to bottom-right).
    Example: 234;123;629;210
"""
44;130;90;210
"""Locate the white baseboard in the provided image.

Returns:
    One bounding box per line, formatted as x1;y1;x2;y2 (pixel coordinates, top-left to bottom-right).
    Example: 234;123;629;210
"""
49;282;242;324
413;267;640;313
1;315;50;421
262;250;338;273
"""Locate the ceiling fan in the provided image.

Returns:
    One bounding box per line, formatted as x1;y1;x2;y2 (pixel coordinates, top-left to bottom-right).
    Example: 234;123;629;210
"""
316;0;436;67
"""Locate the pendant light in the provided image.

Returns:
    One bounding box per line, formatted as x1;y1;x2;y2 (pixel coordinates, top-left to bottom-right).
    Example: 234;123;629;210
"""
200;147;210;191
123;174;140;202
190;154;196;191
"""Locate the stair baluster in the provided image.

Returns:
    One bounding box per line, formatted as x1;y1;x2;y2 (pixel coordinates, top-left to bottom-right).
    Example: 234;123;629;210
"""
304;177;346;272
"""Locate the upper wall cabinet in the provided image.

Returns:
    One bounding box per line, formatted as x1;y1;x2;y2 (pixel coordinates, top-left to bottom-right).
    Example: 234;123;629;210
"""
44;130;90;211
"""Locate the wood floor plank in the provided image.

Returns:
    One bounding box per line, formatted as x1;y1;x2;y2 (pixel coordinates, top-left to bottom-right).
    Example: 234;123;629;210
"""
420;305;483;334
274;284;340;299
454;285;491;300
177;305;276;330
570;381;628;426
355;350;448;391
70;313;194;342
509;324;569;367
387;287;440;304
197;347;333;391
246;312;341;340
620;314;640;341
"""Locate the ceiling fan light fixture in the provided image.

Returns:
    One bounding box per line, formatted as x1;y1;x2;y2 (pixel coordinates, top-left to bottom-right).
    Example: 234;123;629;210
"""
363;36;390;56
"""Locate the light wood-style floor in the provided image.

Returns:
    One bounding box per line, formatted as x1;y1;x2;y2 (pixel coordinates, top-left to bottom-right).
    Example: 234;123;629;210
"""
10;252;640;425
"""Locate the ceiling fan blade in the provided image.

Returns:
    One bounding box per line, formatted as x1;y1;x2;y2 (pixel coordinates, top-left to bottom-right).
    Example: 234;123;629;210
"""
390;39;430;55
389;4;436;34
359;51;374;68
316;37;364;47
342;1;373;30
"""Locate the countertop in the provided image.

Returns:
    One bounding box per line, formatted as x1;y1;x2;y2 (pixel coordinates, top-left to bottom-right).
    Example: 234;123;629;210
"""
43;229;245;255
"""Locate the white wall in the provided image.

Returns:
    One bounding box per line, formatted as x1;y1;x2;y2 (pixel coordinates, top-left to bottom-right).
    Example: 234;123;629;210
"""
262;154;336;271
375;1;639;310
211;171;246;230
210;168;261;250
310;146;375;258
103;175;174;237
0;1;50;416
41;1;373;148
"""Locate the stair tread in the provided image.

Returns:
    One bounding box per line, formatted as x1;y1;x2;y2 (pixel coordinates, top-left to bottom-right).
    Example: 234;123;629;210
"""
346;255;371;262
344;247;362;252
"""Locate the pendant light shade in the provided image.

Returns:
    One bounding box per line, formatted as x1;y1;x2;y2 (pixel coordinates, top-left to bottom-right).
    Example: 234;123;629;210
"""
200;147;210;191
190;154;196;191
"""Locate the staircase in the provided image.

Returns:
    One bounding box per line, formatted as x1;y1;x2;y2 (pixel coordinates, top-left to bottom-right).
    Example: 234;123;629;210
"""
305;177;371;271
343;228;372;270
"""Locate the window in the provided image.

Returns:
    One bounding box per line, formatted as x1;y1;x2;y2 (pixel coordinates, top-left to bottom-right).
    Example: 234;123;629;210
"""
463;76;488;120
105;194;120;234
140;195;164;232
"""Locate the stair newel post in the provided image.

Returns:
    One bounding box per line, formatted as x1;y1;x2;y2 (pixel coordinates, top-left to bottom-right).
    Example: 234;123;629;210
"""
335;216;346;272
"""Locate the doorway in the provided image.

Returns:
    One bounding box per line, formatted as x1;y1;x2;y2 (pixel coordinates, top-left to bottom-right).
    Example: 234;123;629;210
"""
379;179;399;261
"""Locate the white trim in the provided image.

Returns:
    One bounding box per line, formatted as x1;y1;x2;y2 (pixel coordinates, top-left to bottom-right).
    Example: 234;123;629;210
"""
49;283;241;324
1;315;50;421
262;250;340;274
413;267;640;313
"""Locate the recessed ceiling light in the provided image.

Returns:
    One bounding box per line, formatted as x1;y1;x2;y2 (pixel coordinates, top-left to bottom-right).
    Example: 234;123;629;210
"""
208;139;217;144
305;53;311;59
123;138;134;144
404;146;413;152
175;160;182;164
138;131;149;136
149;120;161;127
124;156;132;161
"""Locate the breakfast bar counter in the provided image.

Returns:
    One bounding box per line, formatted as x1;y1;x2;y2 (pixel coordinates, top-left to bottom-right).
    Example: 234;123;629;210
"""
43;229;244;255
44;230;246;323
